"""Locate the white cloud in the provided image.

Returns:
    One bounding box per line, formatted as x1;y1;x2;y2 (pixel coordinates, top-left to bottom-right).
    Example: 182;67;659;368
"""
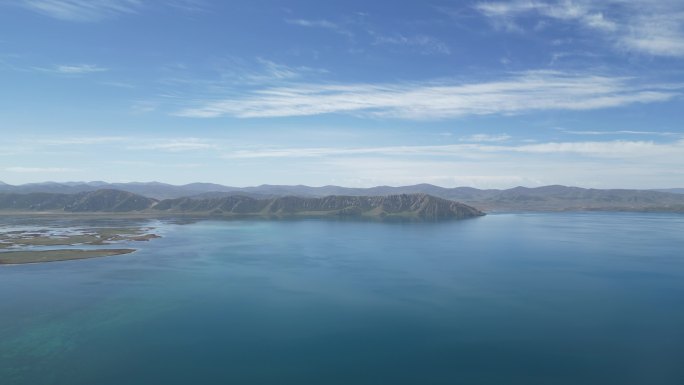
286;18;339;29
475;0;615;31
222;139;684;160
474;0;684;57
34;64;109;74
10;136;219;152
619;13;684;57
127;138;217;152
285;18;352;37
557;129;682;137
56;64;108;73
502;140;683;157
11;0;206;22
99;81;137;88
252;59;300;80
156;58;329;99
244;58;328;83
460;134;511;142
16;0;143;22
176;70;680;119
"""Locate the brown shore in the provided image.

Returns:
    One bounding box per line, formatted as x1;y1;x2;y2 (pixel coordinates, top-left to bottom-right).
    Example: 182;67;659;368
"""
0;248;136;265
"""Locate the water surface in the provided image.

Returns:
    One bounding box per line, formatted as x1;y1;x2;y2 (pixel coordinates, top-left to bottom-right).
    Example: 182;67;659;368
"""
1;213;683;385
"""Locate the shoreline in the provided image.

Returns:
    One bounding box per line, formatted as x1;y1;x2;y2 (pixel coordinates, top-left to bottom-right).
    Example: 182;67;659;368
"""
0;248;137;265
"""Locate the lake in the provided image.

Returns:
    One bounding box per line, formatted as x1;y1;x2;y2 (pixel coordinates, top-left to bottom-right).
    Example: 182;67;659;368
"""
1;213;684;385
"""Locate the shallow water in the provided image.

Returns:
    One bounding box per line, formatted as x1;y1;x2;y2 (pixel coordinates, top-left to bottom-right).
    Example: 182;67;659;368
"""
1;213;684;385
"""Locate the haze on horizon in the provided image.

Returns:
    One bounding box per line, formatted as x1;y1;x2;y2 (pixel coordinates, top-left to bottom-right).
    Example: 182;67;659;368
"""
1;0;683;189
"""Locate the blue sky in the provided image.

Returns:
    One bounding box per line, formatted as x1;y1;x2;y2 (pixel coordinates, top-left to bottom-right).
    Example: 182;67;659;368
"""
0;0;683;188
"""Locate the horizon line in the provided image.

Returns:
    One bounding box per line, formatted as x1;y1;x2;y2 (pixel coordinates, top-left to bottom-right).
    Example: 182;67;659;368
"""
0;180;682;191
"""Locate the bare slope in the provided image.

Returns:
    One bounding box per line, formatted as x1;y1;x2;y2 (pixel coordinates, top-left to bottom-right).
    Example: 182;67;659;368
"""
0;190;484;219
154;193;485;219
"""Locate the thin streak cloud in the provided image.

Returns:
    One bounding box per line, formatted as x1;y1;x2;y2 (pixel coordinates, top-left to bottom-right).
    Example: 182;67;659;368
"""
460;134;512;142
32;64;109;74
127;138;218;152
285;18;353;37
176;71;680;119
16;0;143;22
222;139;684;160
54;64;108;74
10;0;206;22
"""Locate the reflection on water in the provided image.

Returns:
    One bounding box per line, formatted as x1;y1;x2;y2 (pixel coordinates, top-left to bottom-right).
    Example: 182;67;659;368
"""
1;213;684;385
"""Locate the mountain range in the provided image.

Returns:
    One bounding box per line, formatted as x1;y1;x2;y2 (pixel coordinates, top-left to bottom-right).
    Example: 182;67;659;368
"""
1;181;683;212
0;189;484;220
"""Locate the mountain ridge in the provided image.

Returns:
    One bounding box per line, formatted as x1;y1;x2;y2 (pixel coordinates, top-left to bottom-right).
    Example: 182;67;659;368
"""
0;190;485;220
1;182;683;212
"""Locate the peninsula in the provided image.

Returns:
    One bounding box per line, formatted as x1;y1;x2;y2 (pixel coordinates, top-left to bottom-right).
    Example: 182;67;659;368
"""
0;191;481;264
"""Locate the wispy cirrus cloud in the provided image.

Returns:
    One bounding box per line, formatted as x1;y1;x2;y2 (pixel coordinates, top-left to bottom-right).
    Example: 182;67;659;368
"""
245;58;328;83
460;134;511;142
556;128;682;137
222;139;684;160
176;70;681;119
52;64;108;74
5;60;109;75
127;138;217;152
0;54;110;75
619;11;684;57
10;0;207;22
285;18;353;37
15;0;143;22
474;0;684;57
156;57;328;95
475;0;617;32
13;136;218;153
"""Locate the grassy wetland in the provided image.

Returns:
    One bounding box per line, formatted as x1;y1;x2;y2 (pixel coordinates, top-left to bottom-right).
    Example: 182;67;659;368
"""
0;222;160;265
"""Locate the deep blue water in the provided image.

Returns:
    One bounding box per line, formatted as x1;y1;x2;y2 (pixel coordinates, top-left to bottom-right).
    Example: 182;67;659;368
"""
1;213;684;385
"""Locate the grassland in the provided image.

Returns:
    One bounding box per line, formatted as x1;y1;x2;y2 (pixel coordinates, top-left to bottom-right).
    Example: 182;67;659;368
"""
0;226;160;265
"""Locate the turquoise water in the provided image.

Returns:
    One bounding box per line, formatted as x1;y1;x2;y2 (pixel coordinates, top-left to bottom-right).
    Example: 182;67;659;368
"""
1;213;684;385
